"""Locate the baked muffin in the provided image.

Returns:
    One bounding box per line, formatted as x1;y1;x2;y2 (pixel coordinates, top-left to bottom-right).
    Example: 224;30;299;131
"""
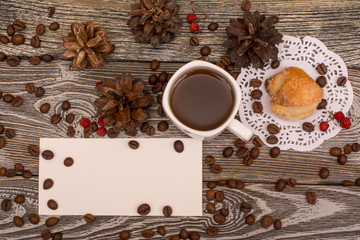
266;67;323;121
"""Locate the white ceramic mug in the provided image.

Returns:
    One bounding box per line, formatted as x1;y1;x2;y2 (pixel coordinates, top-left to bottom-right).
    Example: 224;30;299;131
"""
162;60;253;141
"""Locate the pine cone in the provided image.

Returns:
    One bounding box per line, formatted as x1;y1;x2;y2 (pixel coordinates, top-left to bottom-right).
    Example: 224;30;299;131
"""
94;74;154;132
223;11;283;69
62;21;115;71
128;0;182;48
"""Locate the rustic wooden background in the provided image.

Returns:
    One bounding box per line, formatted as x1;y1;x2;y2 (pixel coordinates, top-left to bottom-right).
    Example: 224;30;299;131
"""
0;0;359;239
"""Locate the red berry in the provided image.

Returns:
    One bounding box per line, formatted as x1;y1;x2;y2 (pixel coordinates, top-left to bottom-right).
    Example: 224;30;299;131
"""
319;121;329;132
187;13;197;23
97;127;106;137
80;118;90;128
98;117;104;127
190;22;200;33
334;111;345;121
340;117;351;129
96;81;103;87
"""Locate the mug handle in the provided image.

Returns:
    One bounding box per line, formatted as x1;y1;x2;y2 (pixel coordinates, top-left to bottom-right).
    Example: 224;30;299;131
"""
226;119;253;142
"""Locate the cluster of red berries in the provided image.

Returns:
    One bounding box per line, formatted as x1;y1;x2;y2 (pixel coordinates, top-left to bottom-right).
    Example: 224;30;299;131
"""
319;111;351;132
187;13;199;33
80;117;107;137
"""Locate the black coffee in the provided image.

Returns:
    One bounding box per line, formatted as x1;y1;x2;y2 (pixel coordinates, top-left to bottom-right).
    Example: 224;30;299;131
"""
170;69;234;131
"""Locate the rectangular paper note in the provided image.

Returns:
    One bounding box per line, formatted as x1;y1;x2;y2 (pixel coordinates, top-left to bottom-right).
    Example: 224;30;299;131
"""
39;138;202;216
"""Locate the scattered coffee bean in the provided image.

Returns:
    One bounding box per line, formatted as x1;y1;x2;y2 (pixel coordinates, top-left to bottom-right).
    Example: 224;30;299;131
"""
0;52;6;61
207;181;217;189
267;124;280;134
7;25;15;36
1;199;11;211
119;230;131;240
213;214;226;224
343;180;355;186
137;203;151;215
243;156;253;166
223;147;233;158
61;100;71;111
47;199;58;210
158;71;168;84
227;179;236;189
352;143;360;152
128;140;139;150
29;214;40;224
157;105;166;117
330;147;342;157
250;147;259;159
250;79;262;87
163;206;172;217
270;147;280;158
236;180;245;190
251;89;262;99
275;179;286;191
189;232;200;240
142;229;154;238
174;140;184;153
253;137;263;147
11;96;23;107
319;168;329;179
44;178;54;189
62;157;74;167
7;56;21;66
13;20;25;30
221;56;231;66
241;0;251;11
14;163;24;173
157;226;166;236
218;180;227;186
6;169;16;177
316;76;327;88
0;137;3;149
11;34;25;45
0;35;10;44
215;191;225;202
225;64;235;72
50;114;61;124
206;202;216;213
170;234;180;240
288;178;297;187
274;219;282;230
150;59;159;71
35;87;45;97
316;63;327;75
204;155;215;165
15;194;25;204
48;7;55;17
252;101;263;113
13;216;24;227
157;121;169;132
245;214;255;225
22;170;32;178
267;135;278;144
148;74;158;85
200;46;211;56
337;154;347;165
271;60;280;69
84;213;95;223
306;192;316;205
67;126;76;137
206;189;215;201
36;24;46;35
0;167;7;176
210;164;222;174
42;150;54;160
190;37;199;46
26;83;35;93
0;125;3;134
5;129;15;139
355;178;360;186
41;54;53;62
262;215;273;228
145;125;155;136
208;22;218;31
31;36;41;48
337;76;347;86
302;122;315;132
317;99;327;109
41;229;52;240
236;146;249;158
152;82;162;93
234;138;245;148
29;56;41;65
240;202;252;212
52;232;63;240
206;226;218;236
49;22;60;31
220;208;229;217
45;217;59;227
344;144;352;154
65;113;75;123
84;126;93;137
216;61;226;69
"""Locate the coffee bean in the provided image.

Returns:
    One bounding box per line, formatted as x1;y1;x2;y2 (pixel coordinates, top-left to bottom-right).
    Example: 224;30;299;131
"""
15;194;25;204
41;229;52;240
274;219;282;230
330;147;342;157
50;114;61;124
52;232;63;240
145;125;155;136
35;87;45;97
156;94;163;104
170;234;180;240
302;122;314;132
200;46;211;56
41;54;53;62
236;180;245;189
0;125;3;134
213;214;226;224
1;199;11;211
352;143;360;152
189;232;200;240
152;82;162;93
316;63;327;75
245;214;255;225
306;191;317;204
0;167;7;176
271;60;280;69
234;138;245;148
148;74;158;85
343;180;355;186
65;113;75;123
267;135;278;144
220;208;229;217
48;7;55;17
262;215;273;228
13;216;24;227
215;191;224;202
241;0;251;11
251;89;262;99
61;100;71;111
223;147;233;158
253;137;263;147
11;96;23;107
31;36;41;48
36;24;46;35
84;213;95;223
45;217;59;227
25;83;35;93
157;226;166;236
90;122;97;132
288;178;297;187
226;64;235;72
252;101;263;113
14;163;24;172
355;178;360;186
344;144;352;154
44;178;54;189
0;52;6;61
6;169;16;177
142;229;154;238
207;181;217;189
316;76;327;88
30;56;41;65
5;129;15;139
0;35;9;44
7;25;15;36
243;156;253;166
39;103;51;113
227;179;236;189
137;203;151;215
267;124;280;134
42;150;54;160
337;76;347;86
208;22;219;31
204;155;215;165
270;146;280;158
240;202;252;212
206;202;216;213
150;59;159;71
174;140;184;153
319;168;329;179
237;147;250;159
275;179;286;191
337;154;347;165
119;230;131;240
157;72;167;84
218;180;227;186
216;61;226;69
49;22;60;31
220;56;231;66
47;199;58;210
7;56;21;66
176;230;186;240
157;121;169;132
13;20;25;31
29;214;40;224
84;126;93;137
11;34;25;45
232;72;239;79
157;105;166;117
250;79;262;87
250;147;260;159
210;164;222;174
206;189;215;201
317;99;327;110
67;126;76;137
206;226;218;236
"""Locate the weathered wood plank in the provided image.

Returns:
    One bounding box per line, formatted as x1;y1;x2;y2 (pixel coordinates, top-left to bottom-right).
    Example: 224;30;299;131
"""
0;0;359;66
0;61;359;184
1;178;360;239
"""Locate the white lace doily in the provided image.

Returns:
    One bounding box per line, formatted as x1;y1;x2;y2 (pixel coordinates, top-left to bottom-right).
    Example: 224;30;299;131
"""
237;35;353;151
